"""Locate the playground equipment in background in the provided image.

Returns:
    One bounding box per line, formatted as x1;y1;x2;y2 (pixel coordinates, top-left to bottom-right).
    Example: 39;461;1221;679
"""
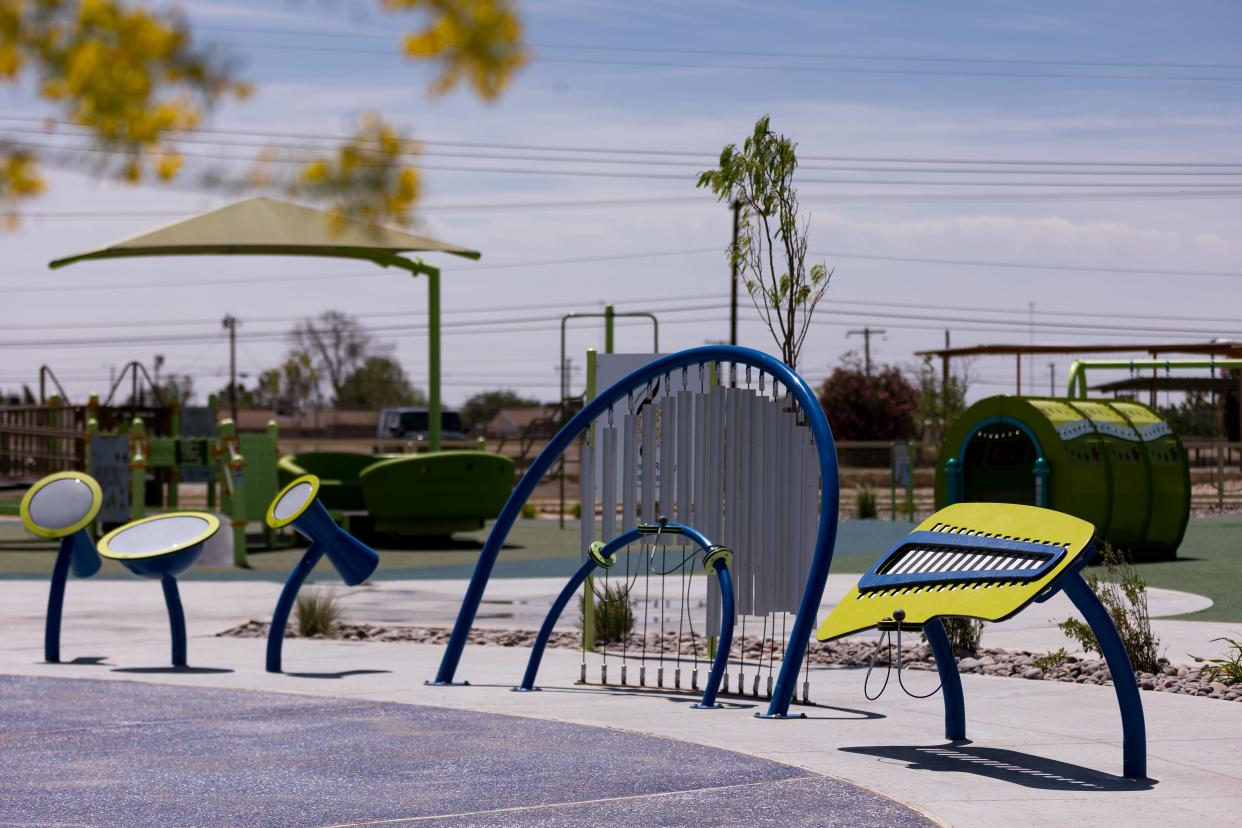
936;396;1189;560
263;474;381;673
435;345;841;720
277;451;514;538
19;472;103;663
818;502;1146;779
516;520;736;710
97;512;221;667
84;401;279;568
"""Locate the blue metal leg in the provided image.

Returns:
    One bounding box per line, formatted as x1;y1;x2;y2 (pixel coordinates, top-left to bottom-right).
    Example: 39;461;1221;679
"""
266;543;327;673
161;576;187;668
924;618;966;740
517;558;598;691
694;562;735;709
1061;571;1147;779
43;537;74;663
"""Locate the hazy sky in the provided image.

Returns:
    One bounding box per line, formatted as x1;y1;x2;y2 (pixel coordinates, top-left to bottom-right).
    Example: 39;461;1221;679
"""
2;0;1240;409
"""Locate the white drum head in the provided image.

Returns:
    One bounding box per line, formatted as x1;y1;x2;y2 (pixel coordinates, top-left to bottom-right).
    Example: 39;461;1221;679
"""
274;481;315;522
266;475;320;528
21;473;102;538
100;513;219;560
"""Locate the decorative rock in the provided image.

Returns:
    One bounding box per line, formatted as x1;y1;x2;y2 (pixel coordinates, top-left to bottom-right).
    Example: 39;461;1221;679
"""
1139;678;1155;690
1022;667;1044;680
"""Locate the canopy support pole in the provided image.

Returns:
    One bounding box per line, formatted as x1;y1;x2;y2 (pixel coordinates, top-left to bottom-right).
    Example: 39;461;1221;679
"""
396;259;443;452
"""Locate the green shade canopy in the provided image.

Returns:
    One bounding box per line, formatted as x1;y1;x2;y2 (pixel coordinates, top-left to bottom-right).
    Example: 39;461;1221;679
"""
49;196;480;269
48;196;481;452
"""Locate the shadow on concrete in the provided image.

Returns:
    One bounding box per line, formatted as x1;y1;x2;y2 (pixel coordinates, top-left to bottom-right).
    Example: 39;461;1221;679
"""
59;656;109;666
285;669;392;679
840;743;1155;791
111;666;235;675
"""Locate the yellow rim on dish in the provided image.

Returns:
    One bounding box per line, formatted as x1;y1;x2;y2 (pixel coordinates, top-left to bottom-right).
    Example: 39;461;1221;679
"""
266;474;320;529
19;471;103;539
97;512;221;560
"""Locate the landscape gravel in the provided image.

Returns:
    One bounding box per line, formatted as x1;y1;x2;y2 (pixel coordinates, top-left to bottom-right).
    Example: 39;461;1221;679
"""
221;620;1240;702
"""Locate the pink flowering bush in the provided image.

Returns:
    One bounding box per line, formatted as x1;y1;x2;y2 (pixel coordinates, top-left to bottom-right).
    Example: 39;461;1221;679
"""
817;355;920;440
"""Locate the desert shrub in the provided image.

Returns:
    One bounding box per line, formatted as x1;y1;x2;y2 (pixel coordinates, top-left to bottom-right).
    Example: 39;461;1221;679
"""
520;502;538;519
1034;647;1070;672
855;484;878;519
942;618;984;656
1057;544;1161;673
582;580;634;644
570;501;582;519
1193;637;1242;685
294;589;342;638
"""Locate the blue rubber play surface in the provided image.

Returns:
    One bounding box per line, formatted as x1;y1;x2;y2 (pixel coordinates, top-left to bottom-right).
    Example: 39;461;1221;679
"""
0;675;932;827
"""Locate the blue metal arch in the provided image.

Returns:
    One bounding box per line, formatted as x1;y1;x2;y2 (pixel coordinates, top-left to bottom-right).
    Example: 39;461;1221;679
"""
432;345;841;718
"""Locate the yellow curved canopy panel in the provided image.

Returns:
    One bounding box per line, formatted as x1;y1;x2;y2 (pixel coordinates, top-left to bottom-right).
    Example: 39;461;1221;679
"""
817;502;1095;642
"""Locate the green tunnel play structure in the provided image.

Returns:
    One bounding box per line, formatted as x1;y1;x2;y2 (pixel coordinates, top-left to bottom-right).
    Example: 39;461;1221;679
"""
278;451;515;537
935;396;1190;560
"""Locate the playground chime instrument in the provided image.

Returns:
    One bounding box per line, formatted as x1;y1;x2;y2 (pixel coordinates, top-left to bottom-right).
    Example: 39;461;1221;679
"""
20;472;103;664
97;511;220;667
264;474;380;673
571;358;823;704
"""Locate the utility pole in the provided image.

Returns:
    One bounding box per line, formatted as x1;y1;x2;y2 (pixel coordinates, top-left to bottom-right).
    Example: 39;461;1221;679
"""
153;354;164;389
847;327;886;376
222;314;238;423
730;200;740;346
1049;362;1056;396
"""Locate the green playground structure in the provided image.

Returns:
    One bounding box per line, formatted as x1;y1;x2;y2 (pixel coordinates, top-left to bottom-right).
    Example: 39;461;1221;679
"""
277;451;515;537
936;395;1190;560
80;395;280;567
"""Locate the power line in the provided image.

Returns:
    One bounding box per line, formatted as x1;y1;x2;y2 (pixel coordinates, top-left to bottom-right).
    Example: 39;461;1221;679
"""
192;25;1242;73
16;137;1242;189
6;114;1242;168
11;124;1242;178
195;33;1242;82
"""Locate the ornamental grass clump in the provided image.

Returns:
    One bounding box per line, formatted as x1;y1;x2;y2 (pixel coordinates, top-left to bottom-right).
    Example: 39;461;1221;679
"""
295;589;343;638
581;580;634;644
855;484;878;519
1057;544;1161;673
1193;637;1242;685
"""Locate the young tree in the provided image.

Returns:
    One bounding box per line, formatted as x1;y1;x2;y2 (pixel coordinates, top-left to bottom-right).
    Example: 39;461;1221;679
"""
914;355;971;443
697;115;832;369
460;388;541;427
817;353;920;441
0;0;527;226
252;352;321;415
335;356;426;409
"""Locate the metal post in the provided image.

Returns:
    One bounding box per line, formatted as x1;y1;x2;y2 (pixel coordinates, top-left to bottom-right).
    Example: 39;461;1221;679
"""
517;556;599;691
427;266;442;452
924;618;966;740
582;348;597;652
162;575;188;668
604;304;615;354
1016;353;1022;395
1061;571;1147;779
43;537;74;663
222;315;238;424
730;201;740;346
266;543;327;673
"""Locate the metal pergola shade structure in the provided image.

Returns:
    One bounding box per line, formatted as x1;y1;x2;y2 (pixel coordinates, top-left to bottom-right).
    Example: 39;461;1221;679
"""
49;197;480;450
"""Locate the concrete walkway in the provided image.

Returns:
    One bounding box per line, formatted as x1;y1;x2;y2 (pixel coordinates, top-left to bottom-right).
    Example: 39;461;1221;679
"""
2;576;1241;826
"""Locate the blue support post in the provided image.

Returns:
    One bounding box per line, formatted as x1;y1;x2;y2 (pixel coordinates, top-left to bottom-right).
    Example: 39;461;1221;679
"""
266;544;328;673
44;532;99;663
161;575;187;668
517;557;600;691
43;538;74;664
432;345;841;722
924;618;966;740
1060;571;1147;779
692;560;735;709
